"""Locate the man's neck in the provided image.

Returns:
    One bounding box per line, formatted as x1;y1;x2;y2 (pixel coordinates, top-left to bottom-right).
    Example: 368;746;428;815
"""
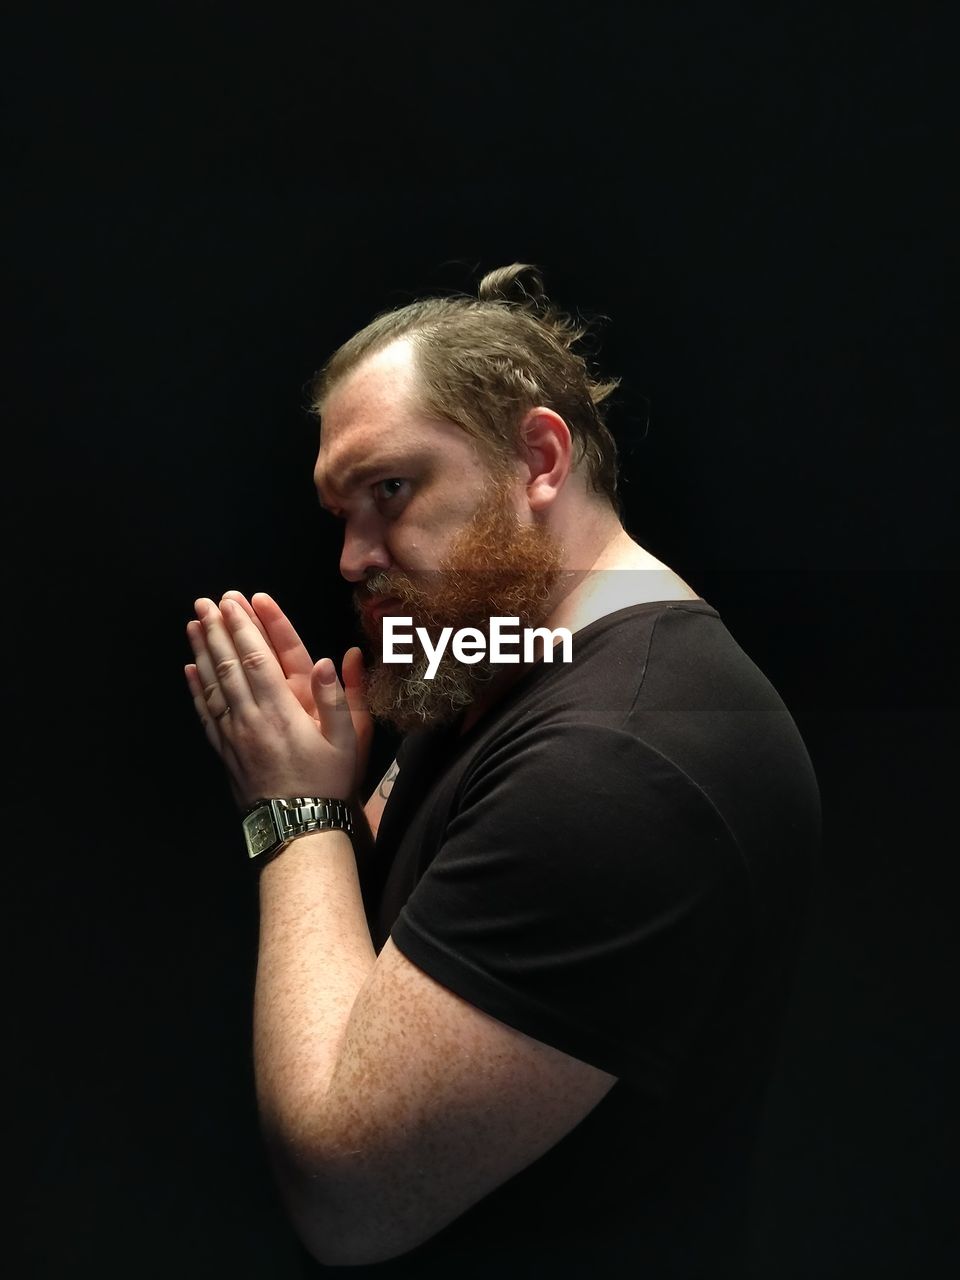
544;529;700;636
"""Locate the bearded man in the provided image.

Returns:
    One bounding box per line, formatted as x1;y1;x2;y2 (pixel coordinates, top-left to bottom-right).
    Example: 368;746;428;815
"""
185;264;821;1277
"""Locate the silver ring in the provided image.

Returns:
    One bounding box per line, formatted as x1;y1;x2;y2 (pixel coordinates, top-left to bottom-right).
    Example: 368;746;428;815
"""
214;705;232;721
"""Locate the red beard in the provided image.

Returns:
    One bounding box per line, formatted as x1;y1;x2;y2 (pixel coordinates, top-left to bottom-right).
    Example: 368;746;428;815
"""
354;480;563;731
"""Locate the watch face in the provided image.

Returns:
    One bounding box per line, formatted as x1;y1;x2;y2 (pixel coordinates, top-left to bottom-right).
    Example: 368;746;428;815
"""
243;806;279;859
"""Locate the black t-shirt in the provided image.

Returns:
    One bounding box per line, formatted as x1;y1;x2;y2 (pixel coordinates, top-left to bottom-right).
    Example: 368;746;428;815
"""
319;599;821;1277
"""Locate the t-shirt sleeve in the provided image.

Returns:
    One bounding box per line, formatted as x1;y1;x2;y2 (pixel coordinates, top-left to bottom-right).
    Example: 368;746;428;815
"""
390;720;753;1091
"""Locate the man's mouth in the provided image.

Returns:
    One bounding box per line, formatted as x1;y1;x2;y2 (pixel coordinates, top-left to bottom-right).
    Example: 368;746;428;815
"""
362;595;406;623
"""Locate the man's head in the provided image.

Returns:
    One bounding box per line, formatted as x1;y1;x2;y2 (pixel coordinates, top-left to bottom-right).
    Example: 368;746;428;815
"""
311;264;622;729
312;263;621;511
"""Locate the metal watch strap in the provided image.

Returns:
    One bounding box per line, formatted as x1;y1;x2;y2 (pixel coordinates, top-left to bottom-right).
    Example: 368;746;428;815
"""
272;796;354;839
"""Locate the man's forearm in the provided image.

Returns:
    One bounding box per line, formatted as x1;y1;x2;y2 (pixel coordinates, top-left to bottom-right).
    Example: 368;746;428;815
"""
253;831;377;1166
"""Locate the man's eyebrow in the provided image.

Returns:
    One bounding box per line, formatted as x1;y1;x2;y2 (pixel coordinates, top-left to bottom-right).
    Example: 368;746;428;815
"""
320;451;430;497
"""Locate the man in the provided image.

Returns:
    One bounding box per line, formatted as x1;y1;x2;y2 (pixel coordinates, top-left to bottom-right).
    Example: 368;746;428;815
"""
185;264;820;1276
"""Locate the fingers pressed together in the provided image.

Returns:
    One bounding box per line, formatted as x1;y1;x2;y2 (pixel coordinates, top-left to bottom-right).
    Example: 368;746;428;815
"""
184;592;369;804
186;594;291;727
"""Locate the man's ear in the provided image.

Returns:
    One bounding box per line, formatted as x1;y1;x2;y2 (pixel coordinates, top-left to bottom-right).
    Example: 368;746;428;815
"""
519;407;573;512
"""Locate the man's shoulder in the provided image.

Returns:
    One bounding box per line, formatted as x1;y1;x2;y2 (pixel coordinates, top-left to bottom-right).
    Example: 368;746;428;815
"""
448;595;819;900
460;597;727;755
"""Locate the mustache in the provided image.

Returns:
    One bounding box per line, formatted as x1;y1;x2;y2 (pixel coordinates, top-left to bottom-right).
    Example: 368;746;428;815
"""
353;569;426;612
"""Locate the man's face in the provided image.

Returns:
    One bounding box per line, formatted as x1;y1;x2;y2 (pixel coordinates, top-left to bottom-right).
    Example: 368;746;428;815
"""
314;339;562;729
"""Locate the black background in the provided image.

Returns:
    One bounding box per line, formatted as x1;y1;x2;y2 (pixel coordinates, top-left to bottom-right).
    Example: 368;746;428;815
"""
10;4;956;1276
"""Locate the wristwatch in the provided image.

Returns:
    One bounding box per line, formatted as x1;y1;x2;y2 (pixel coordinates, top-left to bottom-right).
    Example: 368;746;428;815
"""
242;796;354;868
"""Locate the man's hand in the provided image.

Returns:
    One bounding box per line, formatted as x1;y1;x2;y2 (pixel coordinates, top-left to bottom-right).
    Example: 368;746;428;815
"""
184;595;357;806
218;591;374;798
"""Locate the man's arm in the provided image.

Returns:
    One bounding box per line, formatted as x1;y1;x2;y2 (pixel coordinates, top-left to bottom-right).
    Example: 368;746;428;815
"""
187;596;616;1266
254;835;616;1268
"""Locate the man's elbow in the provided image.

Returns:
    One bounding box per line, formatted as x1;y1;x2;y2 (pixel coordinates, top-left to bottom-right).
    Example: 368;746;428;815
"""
299;1220;417;1269
270;1151;437;1267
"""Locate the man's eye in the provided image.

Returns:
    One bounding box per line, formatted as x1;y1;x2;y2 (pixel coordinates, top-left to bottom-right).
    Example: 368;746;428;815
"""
373;479;408;503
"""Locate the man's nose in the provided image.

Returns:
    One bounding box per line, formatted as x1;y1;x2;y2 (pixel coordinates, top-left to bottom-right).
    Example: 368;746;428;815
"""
339;519;391;583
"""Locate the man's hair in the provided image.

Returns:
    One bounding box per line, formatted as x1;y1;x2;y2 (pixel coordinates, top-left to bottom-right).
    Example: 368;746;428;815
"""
311;263;621;508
